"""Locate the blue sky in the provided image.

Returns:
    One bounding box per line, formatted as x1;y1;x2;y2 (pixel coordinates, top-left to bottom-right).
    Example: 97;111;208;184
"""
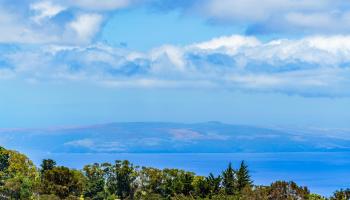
0;0;350;129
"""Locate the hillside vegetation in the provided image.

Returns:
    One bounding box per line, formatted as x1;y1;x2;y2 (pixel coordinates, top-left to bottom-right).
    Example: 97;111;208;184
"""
0;146;349;200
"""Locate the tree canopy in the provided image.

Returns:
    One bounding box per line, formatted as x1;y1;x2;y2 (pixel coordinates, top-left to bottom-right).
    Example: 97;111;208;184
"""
0;146;346;200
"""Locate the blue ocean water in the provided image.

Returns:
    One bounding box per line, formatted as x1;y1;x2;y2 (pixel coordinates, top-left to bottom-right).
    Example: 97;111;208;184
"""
28;152;350;197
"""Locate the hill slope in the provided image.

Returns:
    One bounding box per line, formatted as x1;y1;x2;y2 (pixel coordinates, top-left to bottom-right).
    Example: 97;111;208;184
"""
0;122;349;153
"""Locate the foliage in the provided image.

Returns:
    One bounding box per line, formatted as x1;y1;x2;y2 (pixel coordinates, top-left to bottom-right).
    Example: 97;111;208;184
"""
0;148;38;199
138;167;163;195
0;147;9;172
104;160;138;200
83;163;106;200
268;181;310;200
192;176;210;198
222;163;236;195
1;146;349;200
236;161;252;192
161;168;192;198
330;189;350;200
40;159;56;173
309;193;327;200
206;173;221;196
39;165;85;199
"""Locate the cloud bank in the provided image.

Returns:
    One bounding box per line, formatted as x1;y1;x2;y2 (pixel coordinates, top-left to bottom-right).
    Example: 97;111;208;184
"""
151;0;350;35
1;35;350;97
2;0;350;45
1;1;350;97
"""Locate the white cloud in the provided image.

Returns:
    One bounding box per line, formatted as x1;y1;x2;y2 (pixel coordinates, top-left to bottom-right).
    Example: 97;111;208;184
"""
65;138;125;152
189;35;260;54
30;1;66;24
2;35;350;97
169;129;229;142
199;0;330;22
0;7;58;43
66;13;103;44
150;45;186;72
285;12;334;29
193;0;350;34
0;1;105;45
284;11;350;33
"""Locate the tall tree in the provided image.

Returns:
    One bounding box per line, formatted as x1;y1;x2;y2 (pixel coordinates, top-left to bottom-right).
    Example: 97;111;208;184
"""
269;181;309;200
160;169;194;197
139;167;163;195
40;159;56;174
206;173;221;195
236;161;252;192
331;189;350;200
0;147;9;172
83;163;106;200
105;160;138;200
181;172;194;196
0;149;38;199
193;176;210;198
40;166;85;199
222;163;236;195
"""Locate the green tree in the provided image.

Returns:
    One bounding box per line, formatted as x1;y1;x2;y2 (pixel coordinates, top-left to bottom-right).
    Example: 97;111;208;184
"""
308;193;327;200
138;167;163;195
240;185;269;200
222;163;236;195
83;163;106;200
330;189;350;200
40;159;56;174
181;172;194;196
105;160;138;200
0;147;9;172
236;161;252;192
206;173;221;196
40;165;85;199
0;148;38;199
161;168;183;197
268;181;309;200
193;176;210;198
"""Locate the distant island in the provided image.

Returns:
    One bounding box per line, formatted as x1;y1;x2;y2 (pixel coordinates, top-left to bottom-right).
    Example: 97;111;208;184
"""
0;146;349;200
2;122;350;154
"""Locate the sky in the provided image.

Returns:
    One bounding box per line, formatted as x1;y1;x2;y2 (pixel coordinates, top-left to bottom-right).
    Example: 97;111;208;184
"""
0;0;350;129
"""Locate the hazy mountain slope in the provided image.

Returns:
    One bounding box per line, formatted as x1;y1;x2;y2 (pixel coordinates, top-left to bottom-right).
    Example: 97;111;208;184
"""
0;122;349;153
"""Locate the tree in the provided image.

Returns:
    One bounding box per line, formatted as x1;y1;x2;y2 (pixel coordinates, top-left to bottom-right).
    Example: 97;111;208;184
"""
240;185;269;200
0;147;9;172
222;163;236;195
138;167;163;195
181;172;194;196
0;146;348;200
0;148;38;199
105;160;138;200
330;189;350;200
206;173;221;196
161;168;183;197
0;147;9;193
193;176;210;198
236;161;252;192
268;181;309;200
309;193;327;200
83;163;106;200
40;159;56;174
40;166;85;199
